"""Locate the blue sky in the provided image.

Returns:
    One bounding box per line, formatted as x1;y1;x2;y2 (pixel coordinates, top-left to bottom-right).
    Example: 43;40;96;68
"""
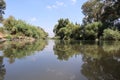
4;0;87;37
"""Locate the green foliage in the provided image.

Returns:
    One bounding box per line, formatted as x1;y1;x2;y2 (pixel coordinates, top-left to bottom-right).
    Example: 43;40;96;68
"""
5;34;12;40
82;0;120;27
2;16;48;39
53;18;70;37
82;0;104;24
103;28;120;40
101;0;120;25
53;19;104;40
0;0;6;22
0;27;5;33
2;16;17;33
84;22;103;40
66;23;81;40
53;18;81;40
81;0;120;40
54;18;120;41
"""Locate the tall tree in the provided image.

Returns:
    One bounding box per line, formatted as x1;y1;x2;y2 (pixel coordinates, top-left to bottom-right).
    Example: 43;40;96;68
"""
53;18;82;40
53;18;70;38
82;0;120;26
0;0;6;22
82;0;104;24
101;0;120;25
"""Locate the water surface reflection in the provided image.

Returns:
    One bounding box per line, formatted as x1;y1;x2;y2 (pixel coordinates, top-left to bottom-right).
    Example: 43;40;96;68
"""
53;40;120;80
0;40;119;80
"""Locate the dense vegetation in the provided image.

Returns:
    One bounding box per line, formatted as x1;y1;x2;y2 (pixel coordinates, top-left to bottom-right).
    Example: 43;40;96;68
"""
2;16;48;39
53;0;120;40
82;0;120;40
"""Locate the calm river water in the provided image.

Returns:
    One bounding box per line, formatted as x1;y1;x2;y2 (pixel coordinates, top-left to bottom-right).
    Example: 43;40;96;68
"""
0;40;120;80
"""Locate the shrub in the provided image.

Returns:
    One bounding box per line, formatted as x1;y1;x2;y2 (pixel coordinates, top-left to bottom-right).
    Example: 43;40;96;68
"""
2;16;48;39
103;28;120;40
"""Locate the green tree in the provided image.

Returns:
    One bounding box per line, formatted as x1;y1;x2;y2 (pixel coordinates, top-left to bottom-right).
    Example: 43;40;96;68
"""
2;16;17;34
53;18;82;40
84;22;103;40
101;0;120;25
82;0;120;27
53;18;70;38
82;0;104;24
81;0;120;40
0;0;6;22
66;23;81;40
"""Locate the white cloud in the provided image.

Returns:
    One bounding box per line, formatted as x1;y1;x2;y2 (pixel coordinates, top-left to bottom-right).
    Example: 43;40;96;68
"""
56;1;64;6
30;17;37;22
46;6;52;9
47;1;65;9
26;17;38;25
71;0;77;5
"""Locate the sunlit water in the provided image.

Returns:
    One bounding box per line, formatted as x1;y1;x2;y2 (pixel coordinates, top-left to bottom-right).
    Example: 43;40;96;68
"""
0;40;120;80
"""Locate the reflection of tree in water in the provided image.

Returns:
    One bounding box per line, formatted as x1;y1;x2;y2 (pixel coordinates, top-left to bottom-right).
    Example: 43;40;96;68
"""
102;41;120;54
81;56;120;80
81;41;120;80
53;40;81;61
53;41;120;61
81;41;120;60
0;40;48;64
0;56;6;80
80;44;104;60
0;40;47;79
53;40;120;80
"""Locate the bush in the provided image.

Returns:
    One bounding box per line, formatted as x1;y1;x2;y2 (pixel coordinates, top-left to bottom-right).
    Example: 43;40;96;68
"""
84;22;103;40
103;28;120;40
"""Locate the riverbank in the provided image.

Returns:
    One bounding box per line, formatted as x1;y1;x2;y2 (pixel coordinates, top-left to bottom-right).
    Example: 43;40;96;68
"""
0;32;36;43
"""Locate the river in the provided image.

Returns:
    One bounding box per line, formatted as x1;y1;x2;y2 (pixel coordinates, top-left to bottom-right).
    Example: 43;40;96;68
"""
0;40;120;80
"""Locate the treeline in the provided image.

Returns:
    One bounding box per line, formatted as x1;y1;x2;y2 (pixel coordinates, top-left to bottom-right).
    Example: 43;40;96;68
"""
1;16;48;39
53;19;103;40
53;0;120;40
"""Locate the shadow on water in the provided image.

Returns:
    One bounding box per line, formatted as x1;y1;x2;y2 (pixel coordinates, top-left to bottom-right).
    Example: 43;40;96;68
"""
53;40;120;80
